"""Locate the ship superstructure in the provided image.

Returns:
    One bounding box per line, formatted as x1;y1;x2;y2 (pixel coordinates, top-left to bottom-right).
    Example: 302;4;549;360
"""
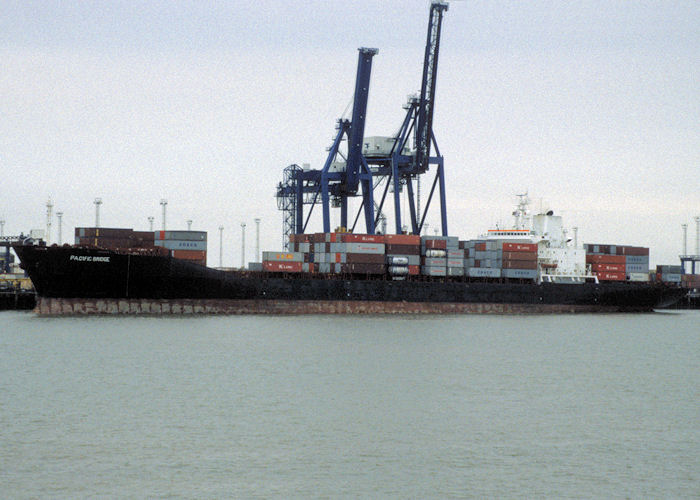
482;194;595;284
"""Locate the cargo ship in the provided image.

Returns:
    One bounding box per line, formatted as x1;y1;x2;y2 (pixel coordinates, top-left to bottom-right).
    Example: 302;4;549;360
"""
12;201;685;315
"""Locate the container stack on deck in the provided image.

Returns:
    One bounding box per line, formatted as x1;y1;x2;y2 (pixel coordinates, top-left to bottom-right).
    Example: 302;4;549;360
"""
655;265;682;284
75;228;155;250
75;228;207;266
584;244;650;282
385;234;421;277
154;231;207;266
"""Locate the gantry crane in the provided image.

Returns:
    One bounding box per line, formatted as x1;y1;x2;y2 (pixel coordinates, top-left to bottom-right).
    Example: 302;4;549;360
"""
277;2;449;247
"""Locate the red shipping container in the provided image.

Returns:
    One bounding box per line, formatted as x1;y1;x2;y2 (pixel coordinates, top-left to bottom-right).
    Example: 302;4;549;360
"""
595;271;625;281
586;254;626;264
384;234;421;245
385;243;421;255
502;242;538;252
342;233;385;243
591;263;625;272
173;250;207;260
502;251;537;261
616;246;649;256
425;239;447;250
263;261;303;272
475;242;487;251
408;265;420;275
346;253;385;264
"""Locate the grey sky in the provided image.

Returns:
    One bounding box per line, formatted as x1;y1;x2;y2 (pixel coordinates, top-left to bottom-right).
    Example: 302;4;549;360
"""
2;1;698;267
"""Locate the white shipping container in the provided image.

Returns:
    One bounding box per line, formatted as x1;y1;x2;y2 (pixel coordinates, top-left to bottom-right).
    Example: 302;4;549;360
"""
425;249;446;258
423;257;446;267
345;242;385;254
422;266;447;276
468;267;501;278
386;254;420;265
628;273;649;282
155;240;207;251
447;267;465;276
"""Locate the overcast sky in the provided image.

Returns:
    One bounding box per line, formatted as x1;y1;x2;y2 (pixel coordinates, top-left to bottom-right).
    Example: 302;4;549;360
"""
2;1;698;267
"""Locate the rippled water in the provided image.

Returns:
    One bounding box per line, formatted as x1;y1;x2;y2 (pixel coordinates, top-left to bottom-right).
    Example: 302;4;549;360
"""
1;311;698;498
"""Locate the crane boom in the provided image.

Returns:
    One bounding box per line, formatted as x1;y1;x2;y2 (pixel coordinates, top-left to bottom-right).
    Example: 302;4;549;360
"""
416;1;448;173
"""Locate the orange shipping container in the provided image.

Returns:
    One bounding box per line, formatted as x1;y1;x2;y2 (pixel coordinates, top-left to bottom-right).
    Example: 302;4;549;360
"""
502;242;538;252
586;254;626;264
408;265;420;275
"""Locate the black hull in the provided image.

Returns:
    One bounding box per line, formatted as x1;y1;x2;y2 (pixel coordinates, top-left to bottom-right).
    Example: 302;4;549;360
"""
14;245;686;314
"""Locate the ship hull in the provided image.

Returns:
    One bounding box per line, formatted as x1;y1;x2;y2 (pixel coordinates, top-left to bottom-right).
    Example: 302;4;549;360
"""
14;245;684;315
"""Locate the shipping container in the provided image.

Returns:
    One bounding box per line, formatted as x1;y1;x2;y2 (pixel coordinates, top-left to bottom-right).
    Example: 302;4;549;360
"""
388;266;409;276
157;231;206;242
616;246;649;256
660;273;682;283
425;249;446;258
502;260;538;270
586;254;626;264
468;267;501;278
421;266;447;276
342;263;386;274
346;253;385;264
384;234;421;245
408;265;420;275
595;271;626;281
344;242;385;254
387;256;409;265
628;273;649;282
423;239;447;250
155;240;207;251
172;249;206;260
341;233;385;244
385;243;421;255
423;257;446;267
262;251;304;263
502;251;537;262
387;254;420;266
591;263;626;272
263;261;303;272
502;242;538;252
447;249;465;259
446;258;465;268
447;267;465;277
502;269;538;279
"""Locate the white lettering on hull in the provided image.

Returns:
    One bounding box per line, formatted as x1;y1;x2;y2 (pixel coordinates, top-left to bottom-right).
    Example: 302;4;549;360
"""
69;255;110;263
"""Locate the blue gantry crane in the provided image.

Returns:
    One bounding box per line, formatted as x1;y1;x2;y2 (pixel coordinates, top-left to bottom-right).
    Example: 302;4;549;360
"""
277;2;449;247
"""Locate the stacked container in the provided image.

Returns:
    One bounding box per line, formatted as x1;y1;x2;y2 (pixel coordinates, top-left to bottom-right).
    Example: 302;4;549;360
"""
584;244;649;281
75;227;155;250
262;251;306;273
656;265;682;284
385;234;421;277
501;242;538;280
421;236;449;277
155;230;207;266
681;273;700;289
